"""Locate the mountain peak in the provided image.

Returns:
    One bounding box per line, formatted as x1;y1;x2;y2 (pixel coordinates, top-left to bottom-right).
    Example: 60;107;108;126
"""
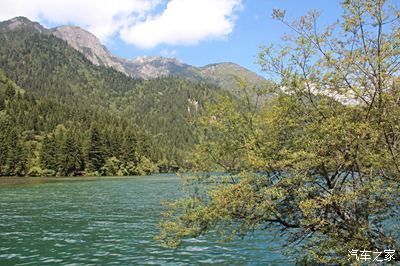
121;56;189;79
51;25;126;74
199;62;265;90
52;25;96;40
0;17;265;90
131;56;185;66
203;62;236;67
0;16;46;33
9;16;31;23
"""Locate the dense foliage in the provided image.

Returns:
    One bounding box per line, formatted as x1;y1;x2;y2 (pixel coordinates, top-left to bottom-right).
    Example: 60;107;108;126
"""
0;70;159;176
0;24;227;170
157;0;400;264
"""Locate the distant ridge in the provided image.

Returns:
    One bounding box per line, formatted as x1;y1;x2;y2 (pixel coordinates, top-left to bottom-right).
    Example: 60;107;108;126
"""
0;17;265;91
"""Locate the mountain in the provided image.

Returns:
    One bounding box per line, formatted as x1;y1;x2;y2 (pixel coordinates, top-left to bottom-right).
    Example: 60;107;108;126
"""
199;63;265;92
0;16;229;170
118;56;265;91
0;16;47;34
52;26;127;74
44;19;265;90
118;56;201;80
0;68;160;177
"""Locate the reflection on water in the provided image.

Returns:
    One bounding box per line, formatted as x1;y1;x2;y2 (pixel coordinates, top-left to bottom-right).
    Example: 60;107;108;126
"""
0;175;294;265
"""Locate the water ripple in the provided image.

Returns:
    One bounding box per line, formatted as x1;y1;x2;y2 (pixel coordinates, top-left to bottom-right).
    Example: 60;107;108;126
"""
0;175;294;265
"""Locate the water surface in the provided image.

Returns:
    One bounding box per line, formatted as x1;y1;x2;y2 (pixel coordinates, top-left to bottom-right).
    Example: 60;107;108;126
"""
0;175;293;265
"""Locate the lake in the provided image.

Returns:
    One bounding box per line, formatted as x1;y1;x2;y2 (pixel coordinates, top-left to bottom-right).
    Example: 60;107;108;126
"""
0;175;294;265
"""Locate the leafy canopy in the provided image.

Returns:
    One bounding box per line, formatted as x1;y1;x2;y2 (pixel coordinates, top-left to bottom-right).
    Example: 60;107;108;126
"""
157;0;400;264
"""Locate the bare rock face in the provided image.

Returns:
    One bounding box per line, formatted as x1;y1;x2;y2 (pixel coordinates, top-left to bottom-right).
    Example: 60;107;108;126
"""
0;16;47;33
1;17;266;91
48;24;265;89
120;56;193;79
52;26;126;74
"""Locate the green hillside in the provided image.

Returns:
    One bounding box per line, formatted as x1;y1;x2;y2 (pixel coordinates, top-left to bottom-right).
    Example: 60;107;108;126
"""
0;18;229;174
0;69;159;176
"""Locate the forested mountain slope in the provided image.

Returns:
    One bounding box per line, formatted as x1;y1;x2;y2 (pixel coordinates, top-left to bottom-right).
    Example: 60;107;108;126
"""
0;69;159;176
0;17;229;173
4;17;265;91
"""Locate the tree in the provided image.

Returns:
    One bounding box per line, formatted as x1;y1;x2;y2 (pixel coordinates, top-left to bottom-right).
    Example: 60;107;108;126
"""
5;128;27;176
0;112;12;175
157;0;400;264
40;134;58;172
4;81;15;99
100;156;124;176
88;126;105;172
0;92;5;111
59;130;81;176
121;127;139;165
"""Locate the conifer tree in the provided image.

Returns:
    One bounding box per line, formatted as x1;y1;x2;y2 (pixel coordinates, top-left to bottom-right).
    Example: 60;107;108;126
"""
88;126;105;172
40;134;58;172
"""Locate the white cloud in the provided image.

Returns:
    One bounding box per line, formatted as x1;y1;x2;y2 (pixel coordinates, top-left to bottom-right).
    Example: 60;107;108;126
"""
120;0;242;48
0;0;161;41
0;0;243;48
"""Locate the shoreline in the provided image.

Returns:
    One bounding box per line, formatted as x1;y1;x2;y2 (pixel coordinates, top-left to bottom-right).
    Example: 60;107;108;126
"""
0;174;178;187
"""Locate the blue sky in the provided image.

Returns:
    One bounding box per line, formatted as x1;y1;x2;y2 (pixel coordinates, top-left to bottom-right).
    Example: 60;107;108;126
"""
108;0;343;76
0;0;343;76
121;0;343;75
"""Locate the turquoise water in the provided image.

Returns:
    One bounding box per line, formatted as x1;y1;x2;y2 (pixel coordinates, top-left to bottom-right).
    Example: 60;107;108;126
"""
0;175;294;265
